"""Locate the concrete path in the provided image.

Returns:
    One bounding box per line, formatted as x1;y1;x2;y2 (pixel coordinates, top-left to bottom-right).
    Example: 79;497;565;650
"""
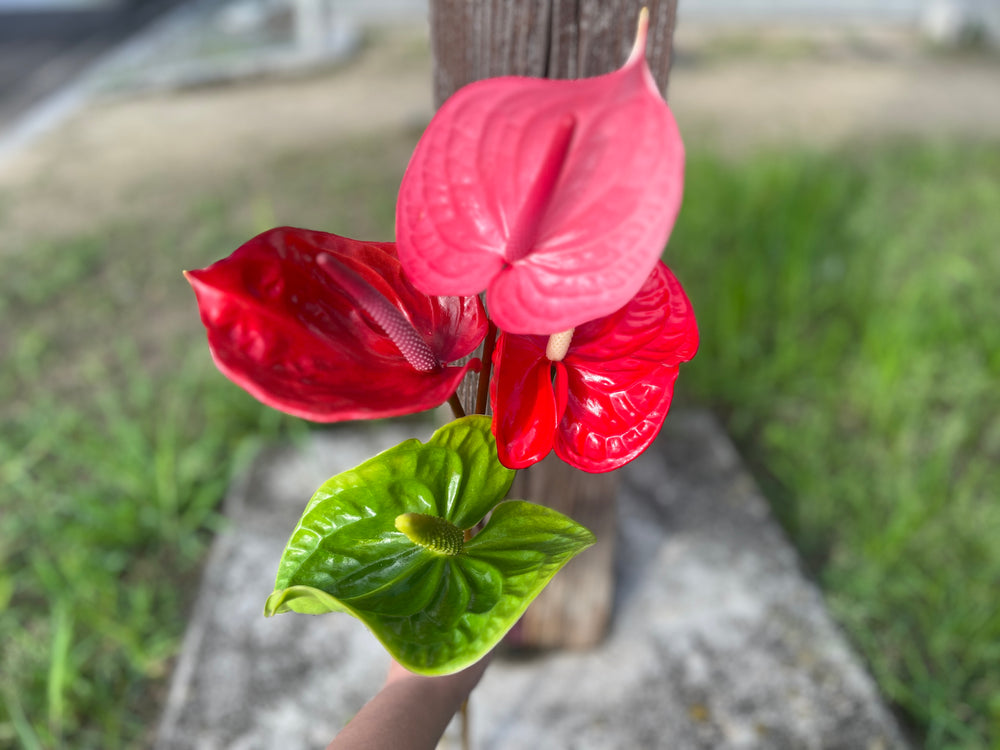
154;410;907;749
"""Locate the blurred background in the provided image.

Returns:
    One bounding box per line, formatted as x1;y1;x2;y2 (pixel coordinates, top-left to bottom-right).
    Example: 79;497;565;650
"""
1;0;998;747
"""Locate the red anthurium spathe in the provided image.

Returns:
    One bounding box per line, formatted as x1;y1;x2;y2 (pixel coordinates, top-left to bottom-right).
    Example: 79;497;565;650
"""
396;12;684;335
490;261;698;473
186;227;487;421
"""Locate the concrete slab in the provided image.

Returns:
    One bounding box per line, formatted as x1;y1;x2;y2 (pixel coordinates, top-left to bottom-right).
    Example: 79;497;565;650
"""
154;410;908;750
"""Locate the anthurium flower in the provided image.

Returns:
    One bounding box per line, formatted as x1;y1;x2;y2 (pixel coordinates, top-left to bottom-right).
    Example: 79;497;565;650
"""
186;227;487;421
265;416;595;675
490;261;698;473
396;11;684;335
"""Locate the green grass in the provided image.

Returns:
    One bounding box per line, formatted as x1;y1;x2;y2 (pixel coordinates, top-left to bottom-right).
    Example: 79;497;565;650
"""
2;129;997;748
669;141;1000;748
0;133;413;748
0;352;298;748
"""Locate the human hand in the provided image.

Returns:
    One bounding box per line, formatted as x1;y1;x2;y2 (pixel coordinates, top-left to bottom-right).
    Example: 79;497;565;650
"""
327;654;492;750
385;653;492;705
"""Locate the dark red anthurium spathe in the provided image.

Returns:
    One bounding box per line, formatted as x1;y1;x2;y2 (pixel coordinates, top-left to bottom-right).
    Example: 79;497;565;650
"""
396;11;684;335
490;261;698;473
186;227;487;422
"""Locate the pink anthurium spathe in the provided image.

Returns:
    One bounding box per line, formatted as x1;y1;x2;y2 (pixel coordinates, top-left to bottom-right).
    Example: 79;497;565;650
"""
490;261;698;473
186;227;487;421
396;11;684;335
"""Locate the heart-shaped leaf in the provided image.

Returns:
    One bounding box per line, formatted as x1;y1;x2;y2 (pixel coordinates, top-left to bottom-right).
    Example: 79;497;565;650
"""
264;416;595;674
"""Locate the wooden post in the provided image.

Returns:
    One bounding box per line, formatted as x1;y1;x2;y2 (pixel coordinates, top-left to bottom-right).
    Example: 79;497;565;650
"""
430;0;679;649
429;0;678;107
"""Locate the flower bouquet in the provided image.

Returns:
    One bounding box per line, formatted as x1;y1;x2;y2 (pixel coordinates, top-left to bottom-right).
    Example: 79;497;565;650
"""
186;9;697;677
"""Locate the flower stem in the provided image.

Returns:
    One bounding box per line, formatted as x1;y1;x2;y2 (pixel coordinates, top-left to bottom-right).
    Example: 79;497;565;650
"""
475;321;497;415
460;699;470;750
448;392;466;419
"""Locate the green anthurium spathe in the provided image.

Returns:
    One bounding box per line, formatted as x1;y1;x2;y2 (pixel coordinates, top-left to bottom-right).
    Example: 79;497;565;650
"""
264;415;595;675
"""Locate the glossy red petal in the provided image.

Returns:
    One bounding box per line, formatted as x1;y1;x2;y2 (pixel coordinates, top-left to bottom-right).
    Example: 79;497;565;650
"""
489;332;560;469
396;19;684;335
554;262;698;472
186;227;487;422
555;365;680;473
570;261;699;367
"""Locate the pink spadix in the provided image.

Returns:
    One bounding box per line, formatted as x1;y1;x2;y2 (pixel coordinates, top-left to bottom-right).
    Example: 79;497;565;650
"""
317;253;440;373
396;10;684;335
